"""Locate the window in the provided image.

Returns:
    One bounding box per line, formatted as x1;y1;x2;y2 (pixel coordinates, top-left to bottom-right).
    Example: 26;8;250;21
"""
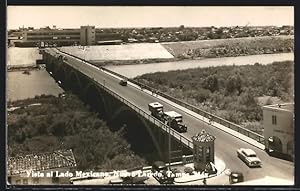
16;179;21;184
198;146;203;162
272;115;277;125
206;147;211;161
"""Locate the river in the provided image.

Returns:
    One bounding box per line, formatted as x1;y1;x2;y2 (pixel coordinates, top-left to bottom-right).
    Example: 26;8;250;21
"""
7;50;293;101
7;70;64;101
105;53;294;78
7;47;64;101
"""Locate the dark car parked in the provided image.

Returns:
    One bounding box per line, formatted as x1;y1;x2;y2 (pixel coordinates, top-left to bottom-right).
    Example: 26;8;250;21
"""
229;171;244;184
152;161;174;184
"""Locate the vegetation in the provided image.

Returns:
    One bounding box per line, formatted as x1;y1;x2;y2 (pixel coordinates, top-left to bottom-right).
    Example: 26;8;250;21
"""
163;36;294;59
135;61;294;134
7;93;147;171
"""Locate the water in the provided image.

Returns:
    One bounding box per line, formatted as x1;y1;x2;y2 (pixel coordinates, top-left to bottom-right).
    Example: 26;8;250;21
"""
7;49;293;101
105;53;294;78
7;70;64;101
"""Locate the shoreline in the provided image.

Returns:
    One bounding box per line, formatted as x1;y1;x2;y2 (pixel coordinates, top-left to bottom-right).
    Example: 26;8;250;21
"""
7;65;45;72
89;51;293;67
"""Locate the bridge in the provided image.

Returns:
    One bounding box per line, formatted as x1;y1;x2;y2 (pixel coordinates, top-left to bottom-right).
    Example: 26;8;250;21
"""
42;48;293;182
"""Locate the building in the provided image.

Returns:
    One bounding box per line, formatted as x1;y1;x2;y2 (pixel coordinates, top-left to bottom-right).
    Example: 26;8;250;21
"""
7;149;77;185
262;103;294;159
15;26;122;47
80;26;96;46
19;27;81;47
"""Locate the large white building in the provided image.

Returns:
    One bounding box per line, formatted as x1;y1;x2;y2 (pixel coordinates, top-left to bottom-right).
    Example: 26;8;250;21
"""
16;26;122;47
262;103;294;159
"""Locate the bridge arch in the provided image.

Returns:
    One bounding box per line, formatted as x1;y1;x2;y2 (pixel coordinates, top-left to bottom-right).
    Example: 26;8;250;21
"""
83;83;108;119
65;70;82;95
268;136;283;153
110;106;163;162
52;62;65;82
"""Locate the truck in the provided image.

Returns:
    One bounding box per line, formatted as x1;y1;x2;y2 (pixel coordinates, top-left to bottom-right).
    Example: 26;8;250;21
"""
148;102;164;121
163;111;187;133
148;102;187;133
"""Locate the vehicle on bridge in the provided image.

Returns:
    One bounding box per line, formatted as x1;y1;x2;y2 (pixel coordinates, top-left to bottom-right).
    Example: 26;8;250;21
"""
237;148;261;167
148;102;188;133
148;102;164;120
163;111;188;133
119;79;128;86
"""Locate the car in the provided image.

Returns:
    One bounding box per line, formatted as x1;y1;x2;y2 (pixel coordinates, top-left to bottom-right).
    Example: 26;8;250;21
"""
152;161;174;184
152;161;167;172
119;79;128;86
229;171;244;184
237;148;261;167
122;176;149;184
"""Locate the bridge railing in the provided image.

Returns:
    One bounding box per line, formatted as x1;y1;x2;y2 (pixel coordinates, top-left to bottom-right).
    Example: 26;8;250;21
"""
99;67;265;145
56;49;264;145
91;70;194;150
49;49;194;150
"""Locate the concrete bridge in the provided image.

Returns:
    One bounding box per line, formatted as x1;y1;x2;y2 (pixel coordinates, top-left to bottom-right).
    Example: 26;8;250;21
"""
43;49;193;163
42;48;293;181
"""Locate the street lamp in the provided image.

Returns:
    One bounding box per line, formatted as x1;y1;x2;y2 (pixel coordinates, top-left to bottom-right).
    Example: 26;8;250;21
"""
83;46;89;62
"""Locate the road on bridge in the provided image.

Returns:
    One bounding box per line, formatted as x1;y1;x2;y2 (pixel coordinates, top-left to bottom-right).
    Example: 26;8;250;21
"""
46;48;293;183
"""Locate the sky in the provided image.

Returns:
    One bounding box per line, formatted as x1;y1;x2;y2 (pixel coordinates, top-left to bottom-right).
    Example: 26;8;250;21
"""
7;6;294;29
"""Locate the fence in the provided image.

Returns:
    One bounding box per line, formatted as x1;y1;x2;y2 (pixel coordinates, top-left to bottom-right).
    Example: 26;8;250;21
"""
55;48;265;145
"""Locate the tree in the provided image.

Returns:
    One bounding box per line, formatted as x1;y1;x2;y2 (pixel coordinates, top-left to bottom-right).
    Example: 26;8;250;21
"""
15;129;26;143
202;75;219;92
50;120;66;137
265;76;281;96
225;75;242;95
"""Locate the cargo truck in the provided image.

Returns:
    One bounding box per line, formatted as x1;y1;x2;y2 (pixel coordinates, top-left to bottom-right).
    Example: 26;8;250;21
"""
148;102;164;121
148;102;187;133
163;111;187;133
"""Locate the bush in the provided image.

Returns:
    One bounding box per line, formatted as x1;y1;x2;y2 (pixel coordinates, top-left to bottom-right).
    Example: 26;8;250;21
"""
8;93;147;171
184;167;194;175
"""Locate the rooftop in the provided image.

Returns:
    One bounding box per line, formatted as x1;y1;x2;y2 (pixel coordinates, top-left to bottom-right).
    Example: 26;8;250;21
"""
164;111;182;118
149;102;163;108
263;103;294;113
7;149;76;176
192;130;216;143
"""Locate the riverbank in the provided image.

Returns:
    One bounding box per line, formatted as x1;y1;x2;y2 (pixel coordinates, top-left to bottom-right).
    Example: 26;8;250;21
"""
90;57;180;67
105;52;294;78
162;35;294;59
59;35;293;67
7;64;45;72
